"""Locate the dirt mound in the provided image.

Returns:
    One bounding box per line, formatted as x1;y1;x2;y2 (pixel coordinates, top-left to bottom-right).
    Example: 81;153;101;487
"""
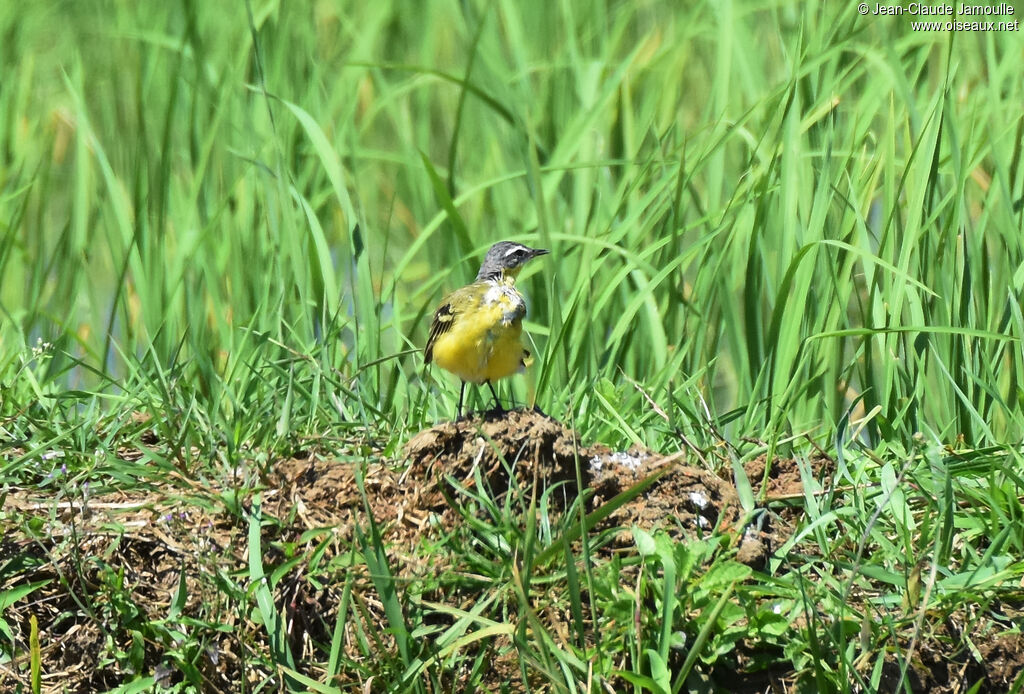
399;409;770;565
274;409;767;560
404;407;587;508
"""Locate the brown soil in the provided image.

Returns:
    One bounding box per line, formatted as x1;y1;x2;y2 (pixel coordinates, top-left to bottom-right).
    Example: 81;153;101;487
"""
3;409;1021;692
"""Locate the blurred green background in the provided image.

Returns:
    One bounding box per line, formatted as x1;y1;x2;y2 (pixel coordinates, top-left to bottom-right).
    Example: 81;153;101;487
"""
2;0;1022;449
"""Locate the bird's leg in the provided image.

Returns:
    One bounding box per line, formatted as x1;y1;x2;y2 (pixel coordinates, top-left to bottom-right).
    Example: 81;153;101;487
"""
486;381;504;412
457;381;467;419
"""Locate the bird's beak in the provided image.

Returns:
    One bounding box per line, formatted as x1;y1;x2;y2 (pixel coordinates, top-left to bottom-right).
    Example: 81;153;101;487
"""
532;248;550;258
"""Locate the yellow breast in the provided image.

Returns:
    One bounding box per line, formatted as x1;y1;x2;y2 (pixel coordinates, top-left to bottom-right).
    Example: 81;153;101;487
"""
430;279;528;384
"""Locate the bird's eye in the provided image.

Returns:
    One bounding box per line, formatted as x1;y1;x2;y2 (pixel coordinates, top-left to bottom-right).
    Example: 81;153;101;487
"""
502;245;530;262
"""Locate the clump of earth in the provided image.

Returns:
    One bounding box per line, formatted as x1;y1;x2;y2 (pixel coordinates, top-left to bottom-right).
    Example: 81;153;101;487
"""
396;408;770;564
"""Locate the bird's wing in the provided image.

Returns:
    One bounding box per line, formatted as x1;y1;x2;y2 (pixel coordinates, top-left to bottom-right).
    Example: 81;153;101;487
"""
424;289;464;363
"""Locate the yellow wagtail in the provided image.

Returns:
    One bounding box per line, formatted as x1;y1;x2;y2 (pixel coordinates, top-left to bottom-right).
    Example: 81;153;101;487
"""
424;241;549;416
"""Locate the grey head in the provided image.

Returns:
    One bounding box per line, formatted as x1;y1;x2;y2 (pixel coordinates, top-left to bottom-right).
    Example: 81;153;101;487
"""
475;241;550;281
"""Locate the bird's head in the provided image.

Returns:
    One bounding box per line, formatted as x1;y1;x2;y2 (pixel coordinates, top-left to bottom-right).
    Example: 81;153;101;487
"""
476;241;549;281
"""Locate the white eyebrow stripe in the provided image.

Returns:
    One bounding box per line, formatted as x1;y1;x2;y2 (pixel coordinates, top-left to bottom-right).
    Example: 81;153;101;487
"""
504;245;524;257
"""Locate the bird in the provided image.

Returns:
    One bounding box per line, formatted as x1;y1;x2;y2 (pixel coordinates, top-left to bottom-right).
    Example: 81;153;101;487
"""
424;241;549;417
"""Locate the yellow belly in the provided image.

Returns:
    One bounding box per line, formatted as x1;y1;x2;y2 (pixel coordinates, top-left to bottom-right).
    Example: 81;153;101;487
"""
430;295;527;384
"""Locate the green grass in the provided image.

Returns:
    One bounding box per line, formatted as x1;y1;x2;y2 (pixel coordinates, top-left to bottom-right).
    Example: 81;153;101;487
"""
2;0;1024;691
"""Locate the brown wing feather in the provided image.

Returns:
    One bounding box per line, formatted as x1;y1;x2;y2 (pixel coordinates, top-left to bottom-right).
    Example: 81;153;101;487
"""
424;302;456;363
